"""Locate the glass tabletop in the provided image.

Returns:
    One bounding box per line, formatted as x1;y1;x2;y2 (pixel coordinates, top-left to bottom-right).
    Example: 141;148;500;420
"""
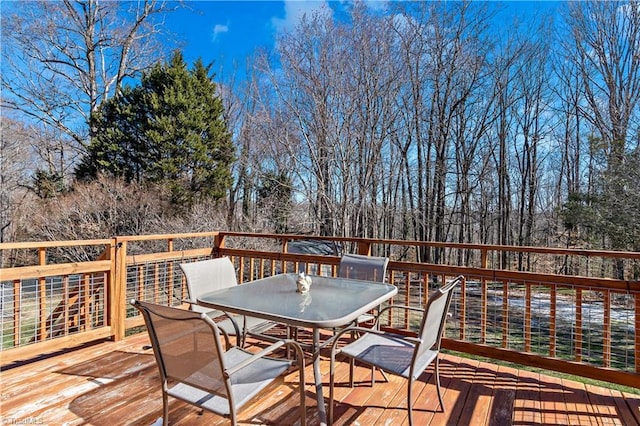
197;273;397;329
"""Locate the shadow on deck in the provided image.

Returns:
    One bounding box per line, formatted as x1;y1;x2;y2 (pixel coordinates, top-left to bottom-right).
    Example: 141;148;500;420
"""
2;332;639;426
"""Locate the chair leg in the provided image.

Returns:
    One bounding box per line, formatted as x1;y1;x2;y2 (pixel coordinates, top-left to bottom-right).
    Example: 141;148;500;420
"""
298;370;307;426
435;356;445;411
371;365;376;386
236;332;244;348
349;358;355;387
221;329;232;350
379;368;390;383
238;317;248;348
407;378;413;426
329;352;338;426
286;326;294;359
162;390;169;426
370;367;389;385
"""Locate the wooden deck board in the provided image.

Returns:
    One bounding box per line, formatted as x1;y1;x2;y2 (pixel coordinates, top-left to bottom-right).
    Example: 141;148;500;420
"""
489;364;518;424
562;378;597;425
455;360;496;426
514;368;542;424
584;383;618;425
2;333;639;426
539;372;571;425
429;355;476;426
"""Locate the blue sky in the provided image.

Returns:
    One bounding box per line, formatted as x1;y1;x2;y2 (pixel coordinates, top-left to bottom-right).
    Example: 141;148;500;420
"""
168;1;337;76
167;1;562;77
168;1;284;68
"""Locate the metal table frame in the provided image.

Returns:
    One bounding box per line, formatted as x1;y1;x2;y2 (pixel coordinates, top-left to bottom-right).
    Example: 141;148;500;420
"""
198;273;397;426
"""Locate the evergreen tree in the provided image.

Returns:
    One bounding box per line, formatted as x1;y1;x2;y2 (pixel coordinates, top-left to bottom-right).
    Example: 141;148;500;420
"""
77;51;234;205
257;171;293;234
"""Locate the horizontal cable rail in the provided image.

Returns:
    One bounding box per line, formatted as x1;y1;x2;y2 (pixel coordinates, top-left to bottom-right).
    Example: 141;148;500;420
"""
0;232;638;389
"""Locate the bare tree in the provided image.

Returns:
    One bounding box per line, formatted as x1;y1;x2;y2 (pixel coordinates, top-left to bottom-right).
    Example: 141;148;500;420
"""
25;176;168;261
267;5;404;241
0;117;35;246
512;40;552;267
225;53;304;233
558;1;640;272
392;1;495;261
562;1;640;165
1;0;180;181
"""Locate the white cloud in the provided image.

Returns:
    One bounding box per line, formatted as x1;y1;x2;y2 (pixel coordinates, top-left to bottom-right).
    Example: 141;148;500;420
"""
271;0;329;33
362;0;389;12
271;0;390;34
212;23;229;42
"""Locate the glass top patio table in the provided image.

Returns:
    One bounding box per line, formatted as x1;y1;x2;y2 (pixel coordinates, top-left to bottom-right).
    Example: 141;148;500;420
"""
197;272;397;426
197;272;397;328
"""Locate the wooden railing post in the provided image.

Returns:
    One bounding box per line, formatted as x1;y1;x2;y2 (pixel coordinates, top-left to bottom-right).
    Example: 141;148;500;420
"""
38;248;47;342
281;239;292;274
549;285;557;357
603;289;611;367
167;238;175;304
111;239;126;341
480;248;488;344
459;276;466;340
524;282;532;352
214;233;226;257
502;281;509;348
575;288;583;362
636;293;640;374
12;278;20;346
357;241;372;256
481;279;488;344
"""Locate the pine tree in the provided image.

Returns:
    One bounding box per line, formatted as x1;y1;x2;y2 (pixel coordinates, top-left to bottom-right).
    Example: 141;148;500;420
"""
77;51;234;206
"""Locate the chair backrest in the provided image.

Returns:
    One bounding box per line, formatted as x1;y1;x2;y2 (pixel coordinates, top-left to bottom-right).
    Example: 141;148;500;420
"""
179;257;237;313
131;300;229;398
338;253;389;282
414;276;463;360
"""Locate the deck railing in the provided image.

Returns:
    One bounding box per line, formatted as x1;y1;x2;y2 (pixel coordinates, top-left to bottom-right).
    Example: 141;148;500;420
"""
1;231;639;389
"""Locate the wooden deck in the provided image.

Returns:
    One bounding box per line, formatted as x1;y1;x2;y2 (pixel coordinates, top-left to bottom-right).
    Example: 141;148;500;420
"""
2;331;639;426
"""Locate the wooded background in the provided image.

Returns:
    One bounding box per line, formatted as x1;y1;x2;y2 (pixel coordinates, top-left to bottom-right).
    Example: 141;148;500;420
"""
2;1;639;267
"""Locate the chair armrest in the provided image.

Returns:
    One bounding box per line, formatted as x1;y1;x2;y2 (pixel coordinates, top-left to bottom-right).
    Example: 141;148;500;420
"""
328;325;388;352
221;312;243;338
329;306;426;354
182;298;243;336
405;336;422;345
185;303;242;344
375;304;424;317
225;339;305;377
373;304;424;328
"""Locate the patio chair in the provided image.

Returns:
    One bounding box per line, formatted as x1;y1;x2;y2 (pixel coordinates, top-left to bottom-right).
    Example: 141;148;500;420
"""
338;253;389;324
336;254;391;382
131;300;306;426
338;253;389;282
179;257;277;347
328;275;464;426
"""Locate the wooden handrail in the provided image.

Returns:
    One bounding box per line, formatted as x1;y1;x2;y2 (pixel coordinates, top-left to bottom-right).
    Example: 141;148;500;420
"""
0;239;112;249
0;231;638;390
215;231;640;259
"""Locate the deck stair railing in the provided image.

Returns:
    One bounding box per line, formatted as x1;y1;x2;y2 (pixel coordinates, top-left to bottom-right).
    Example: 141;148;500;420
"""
1;231;638;390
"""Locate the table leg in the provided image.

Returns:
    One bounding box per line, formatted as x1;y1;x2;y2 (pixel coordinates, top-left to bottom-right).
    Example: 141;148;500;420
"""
312;327;327;426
